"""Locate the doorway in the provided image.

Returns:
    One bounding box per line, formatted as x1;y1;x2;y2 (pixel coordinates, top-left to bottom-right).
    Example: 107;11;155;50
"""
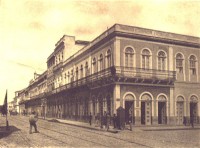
176;101;184;125
158;102;166;124
190;102;198;123
125;101;134;124
141;101;152;125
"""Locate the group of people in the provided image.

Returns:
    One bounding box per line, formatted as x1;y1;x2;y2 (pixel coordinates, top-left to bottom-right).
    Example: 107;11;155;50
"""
28;110;196;134
183;112;195;128
88;111;133;131
89;112;111;131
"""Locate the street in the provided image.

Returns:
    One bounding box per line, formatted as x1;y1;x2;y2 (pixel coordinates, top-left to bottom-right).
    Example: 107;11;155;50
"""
0;116;200;147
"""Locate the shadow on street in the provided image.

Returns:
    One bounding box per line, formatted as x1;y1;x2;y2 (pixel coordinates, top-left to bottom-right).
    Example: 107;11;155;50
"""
0;126;20;139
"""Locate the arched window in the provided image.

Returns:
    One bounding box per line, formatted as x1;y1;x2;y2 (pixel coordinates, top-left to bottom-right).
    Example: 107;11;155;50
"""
189;55;196;75
99;54;104;71
85;62;89;77
142;49;150;69
92;58;97;73
68;71;70;83
106;49;112;68
76;67;79;80
125;47;134;67
176;53;184;73
80;65;83;78
71;69;74;82
158;51;166;70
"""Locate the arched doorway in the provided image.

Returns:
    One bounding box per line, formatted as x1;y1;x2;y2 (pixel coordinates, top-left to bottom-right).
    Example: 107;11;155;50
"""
176;96;184;125
124;94;135;124
190;95;198;124
141;94;152;125
158;95;167;124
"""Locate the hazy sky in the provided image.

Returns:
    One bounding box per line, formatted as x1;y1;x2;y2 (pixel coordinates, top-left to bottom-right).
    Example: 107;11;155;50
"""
0;0;200;104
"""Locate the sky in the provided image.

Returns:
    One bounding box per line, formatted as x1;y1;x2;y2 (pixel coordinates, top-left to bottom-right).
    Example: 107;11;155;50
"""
0;0;200;104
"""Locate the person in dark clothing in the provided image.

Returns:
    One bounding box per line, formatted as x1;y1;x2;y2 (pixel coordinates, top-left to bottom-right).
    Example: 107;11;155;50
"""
113;114;117;128
106;112;110;131
89;112;92;126
129;113;132;131
29;111;39;134
190;112;194;128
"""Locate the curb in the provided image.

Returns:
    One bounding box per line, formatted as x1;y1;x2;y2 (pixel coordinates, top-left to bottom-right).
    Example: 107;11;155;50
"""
46;118;120;133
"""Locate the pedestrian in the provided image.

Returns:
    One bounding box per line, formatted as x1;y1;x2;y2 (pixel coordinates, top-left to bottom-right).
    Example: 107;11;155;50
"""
129;113;132;131
95;113;100;127
113;114;117;128
29;111;39;134
190;112;194;128
106;112;110;131
89;112;92;126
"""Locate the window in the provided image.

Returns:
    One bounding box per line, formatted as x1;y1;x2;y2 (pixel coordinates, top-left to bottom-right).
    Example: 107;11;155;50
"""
142;49;150;69
85;62;89;77
71;69;74;81
158;51;166;70
76;67;79;80
55;57;57;65
99;54;103;71
80;65;83;78
68;71;70;83
125;47;134;67
92;58;97;73
58;54;60;62
189;55;196;75
106;50;111;68
176;53;184;73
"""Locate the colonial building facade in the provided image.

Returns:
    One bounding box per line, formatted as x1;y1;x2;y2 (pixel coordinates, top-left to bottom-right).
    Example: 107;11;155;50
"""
18;24;200;126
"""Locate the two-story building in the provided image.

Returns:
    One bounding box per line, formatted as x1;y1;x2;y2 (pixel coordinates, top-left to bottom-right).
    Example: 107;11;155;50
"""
18;71;47;117
17;24;200;126
45;24;200;126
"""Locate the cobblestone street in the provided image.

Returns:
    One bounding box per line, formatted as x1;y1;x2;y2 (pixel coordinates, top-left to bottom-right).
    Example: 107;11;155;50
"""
0;116;200;147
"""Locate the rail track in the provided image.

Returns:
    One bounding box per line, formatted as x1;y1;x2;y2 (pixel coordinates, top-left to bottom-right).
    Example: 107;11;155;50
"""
7;116;152;147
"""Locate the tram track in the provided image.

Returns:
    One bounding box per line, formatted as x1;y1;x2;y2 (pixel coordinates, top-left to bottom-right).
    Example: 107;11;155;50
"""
9;117;109;147
9;116;153;147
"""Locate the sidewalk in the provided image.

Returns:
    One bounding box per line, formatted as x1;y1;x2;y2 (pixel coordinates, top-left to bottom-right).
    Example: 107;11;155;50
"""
41;117;120;133
40;117;200;132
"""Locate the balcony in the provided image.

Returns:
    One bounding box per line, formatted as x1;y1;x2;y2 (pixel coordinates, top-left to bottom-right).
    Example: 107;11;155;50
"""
53;62;63;72
115;66;176;82
30;92;46;100
49;66;176;95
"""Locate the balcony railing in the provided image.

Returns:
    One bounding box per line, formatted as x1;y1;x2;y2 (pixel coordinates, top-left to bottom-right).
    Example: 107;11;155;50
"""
50;66;176;95
115;66;176;80
30;92;46;100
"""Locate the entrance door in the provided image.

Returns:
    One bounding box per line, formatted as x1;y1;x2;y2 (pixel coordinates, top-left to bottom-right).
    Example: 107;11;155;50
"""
158;102;166;124
125;101;134;124
190;103;198;123
141;101;152;125
176;102;184;125
145;101;152;125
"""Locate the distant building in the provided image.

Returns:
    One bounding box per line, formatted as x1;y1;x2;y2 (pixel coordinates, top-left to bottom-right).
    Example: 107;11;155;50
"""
17;24;200;126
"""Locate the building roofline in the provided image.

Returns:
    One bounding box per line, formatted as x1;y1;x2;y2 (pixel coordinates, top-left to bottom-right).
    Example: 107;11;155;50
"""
63;23;200;67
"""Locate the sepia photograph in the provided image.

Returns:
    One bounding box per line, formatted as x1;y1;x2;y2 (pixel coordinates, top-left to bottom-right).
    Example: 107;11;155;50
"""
0;0;200;147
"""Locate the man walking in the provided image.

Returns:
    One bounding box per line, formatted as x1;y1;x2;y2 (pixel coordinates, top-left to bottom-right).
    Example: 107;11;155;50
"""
29;111;39;134
89;112;92;126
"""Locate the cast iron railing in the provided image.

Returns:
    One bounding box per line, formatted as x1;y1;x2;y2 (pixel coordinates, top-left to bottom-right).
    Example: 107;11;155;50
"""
50;66;176;95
